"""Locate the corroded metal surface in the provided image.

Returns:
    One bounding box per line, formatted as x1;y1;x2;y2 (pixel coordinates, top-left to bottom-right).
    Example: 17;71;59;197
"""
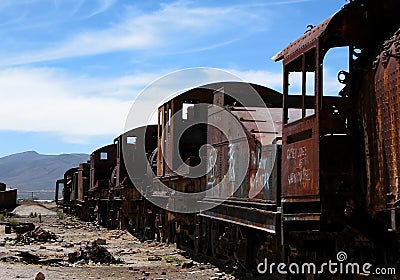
206;84;282;204
114;125;157;196
282;138;315;197
77;163;89;202
156;87;213;180
274;0;400;64
374;29;400;208
0;185;17;210
273;16;332;64
89;144;117;191
53;0;400;267
62;167;78;207
0;183;17;210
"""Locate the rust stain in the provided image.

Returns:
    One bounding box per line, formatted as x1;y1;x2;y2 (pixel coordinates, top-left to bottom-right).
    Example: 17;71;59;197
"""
374;29;400;207
282;139;315;197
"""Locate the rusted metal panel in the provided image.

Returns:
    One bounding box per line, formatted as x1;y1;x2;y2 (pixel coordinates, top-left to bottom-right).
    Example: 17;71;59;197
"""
89;144;117;192
231;108;281;145
199;202;280;234
360;68;388;211
157;87;214;179
77;163;90;202
159;82;283;185
111;126;158;214
63;167;78;206
278;1;400;236
207;112;248;198
283;115;316;142
70;170;78;202
274;0;400;65
55;179;63;205
273;16;332;64
263;144;281;203
374;29;400;208
157;106;165;177
0;185;17;210
206;84;283;203
282;138;316;198
164;102;174;175
115;125;157;187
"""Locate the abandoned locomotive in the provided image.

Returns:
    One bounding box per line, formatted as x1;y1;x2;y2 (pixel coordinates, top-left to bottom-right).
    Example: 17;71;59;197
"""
56;0;400;272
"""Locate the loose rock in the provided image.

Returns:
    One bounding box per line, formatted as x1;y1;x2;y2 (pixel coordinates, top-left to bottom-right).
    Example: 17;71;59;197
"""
68;241;121;264
34;272;45;280
181;260;194;269
95;238;106;245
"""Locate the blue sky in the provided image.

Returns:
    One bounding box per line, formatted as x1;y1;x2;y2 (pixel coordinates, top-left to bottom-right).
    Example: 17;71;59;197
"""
0;0;346;157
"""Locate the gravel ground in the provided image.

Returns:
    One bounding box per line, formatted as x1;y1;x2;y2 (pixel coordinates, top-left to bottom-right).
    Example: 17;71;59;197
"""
0;202;264;280
5;203;392;280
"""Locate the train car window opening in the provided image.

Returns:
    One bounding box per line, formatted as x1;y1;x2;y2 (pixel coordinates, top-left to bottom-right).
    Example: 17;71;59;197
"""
303;50;316;118
100;152;108;160
115;139;120;158
306;72;315;95
168;108;172;132
284;49;317;124
323;47;349;96
305;71;315;117
127;136;137;145
288;72;302;96
182;102;195;120
287;71;303;123
164;109;168;138
158;109;163;141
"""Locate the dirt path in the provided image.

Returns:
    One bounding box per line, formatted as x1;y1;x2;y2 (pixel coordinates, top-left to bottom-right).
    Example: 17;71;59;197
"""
0;204;254;280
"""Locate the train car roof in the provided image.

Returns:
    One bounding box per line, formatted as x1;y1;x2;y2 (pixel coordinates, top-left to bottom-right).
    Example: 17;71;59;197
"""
114;125;157;143
90;143;116;155
64;167;79;175
159;81;282;108
273;0;400;64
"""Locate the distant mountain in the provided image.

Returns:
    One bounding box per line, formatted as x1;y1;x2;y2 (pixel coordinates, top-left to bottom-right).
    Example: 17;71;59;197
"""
0;151;89;191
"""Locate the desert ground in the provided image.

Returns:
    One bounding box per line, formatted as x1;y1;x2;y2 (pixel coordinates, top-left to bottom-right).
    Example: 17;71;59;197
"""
0;202;269;280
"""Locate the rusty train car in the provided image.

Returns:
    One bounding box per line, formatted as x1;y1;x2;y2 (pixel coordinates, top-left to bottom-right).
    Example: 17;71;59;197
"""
0;182;17;210
56;0;400;274
56;126;159;235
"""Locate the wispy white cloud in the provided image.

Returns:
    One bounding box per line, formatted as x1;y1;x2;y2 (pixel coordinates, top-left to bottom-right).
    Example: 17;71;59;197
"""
0;67;135;142
227;69;282;90
0;65;342;143
0;1;272;66
0;67;275;140
82;0;117;19
0;0;113;33
68;0;85;17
